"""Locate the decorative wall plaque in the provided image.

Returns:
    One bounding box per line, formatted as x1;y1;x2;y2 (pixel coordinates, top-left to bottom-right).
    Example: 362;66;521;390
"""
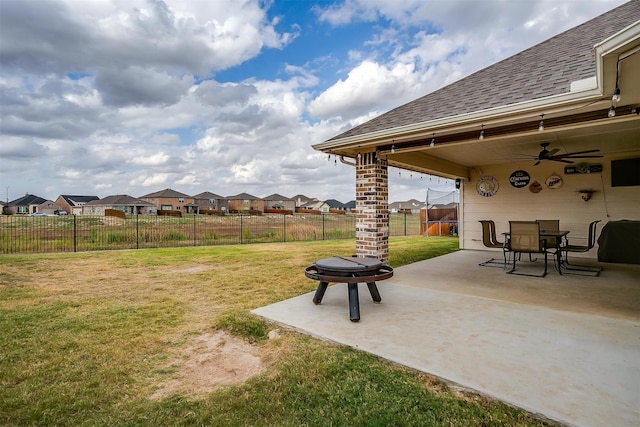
509;170;531;188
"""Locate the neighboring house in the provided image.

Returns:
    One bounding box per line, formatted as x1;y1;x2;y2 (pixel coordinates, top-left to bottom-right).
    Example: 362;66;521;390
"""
226;193;264;212
193;191;228;212
389;199;426;214
4;194;47;215
140;188;196;213
325;199;347;211
313;2;640;261
343;200;356;213
81;195;156;215
291;194;315;208
55;195;100;215
36;200;65;215
262;193;296;211
299;199;330;213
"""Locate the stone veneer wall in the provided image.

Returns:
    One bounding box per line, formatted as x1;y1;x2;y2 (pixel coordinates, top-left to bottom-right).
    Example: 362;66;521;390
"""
355;152;389;261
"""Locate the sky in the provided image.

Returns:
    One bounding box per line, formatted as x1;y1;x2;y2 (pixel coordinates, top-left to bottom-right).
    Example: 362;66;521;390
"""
0;0;629;204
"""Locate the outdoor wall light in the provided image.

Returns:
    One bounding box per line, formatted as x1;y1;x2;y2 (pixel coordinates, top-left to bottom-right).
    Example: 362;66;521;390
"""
579;189;595;202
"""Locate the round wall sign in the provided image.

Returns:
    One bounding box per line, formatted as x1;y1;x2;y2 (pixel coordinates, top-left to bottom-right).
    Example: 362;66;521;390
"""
529;181;542;193
476;176;499;197
545;173;563;189
509;170;531;188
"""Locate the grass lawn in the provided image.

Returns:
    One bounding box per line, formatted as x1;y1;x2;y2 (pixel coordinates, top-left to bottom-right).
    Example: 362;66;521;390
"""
0;237;557;426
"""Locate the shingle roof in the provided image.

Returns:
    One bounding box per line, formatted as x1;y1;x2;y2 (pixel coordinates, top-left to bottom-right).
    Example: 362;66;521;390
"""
328;1;639;142
7;194;47;206
140;188;191;198
262;193;291;201
85;195;154;206
226;192;260;200
60;195;99;205
193;191;224;199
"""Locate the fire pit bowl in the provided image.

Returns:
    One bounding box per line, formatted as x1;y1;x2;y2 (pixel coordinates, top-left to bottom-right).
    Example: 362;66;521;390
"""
305;256;393;322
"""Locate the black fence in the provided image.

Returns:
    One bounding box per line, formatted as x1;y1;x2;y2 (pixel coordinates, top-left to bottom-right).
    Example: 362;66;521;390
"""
0;213;423;254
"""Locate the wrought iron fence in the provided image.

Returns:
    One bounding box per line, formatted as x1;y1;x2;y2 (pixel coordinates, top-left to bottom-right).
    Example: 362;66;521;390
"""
0;213;422;254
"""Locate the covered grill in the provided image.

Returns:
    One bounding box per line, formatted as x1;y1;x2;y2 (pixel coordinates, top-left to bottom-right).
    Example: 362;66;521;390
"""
305;256;393;322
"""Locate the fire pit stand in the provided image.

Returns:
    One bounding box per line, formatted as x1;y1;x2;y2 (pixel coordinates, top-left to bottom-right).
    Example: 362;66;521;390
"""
305;256;393;321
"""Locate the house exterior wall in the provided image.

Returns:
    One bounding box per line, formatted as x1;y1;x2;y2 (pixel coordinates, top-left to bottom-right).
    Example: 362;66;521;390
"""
263;199;296;211
228;199;264;212
142;196;195;211
460;152;640;259
356;152;389;261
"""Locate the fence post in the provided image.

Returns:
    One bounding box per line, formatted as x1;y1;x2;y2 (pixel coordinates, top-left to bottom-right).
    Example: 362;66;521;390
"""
283;214;286;242
404;213;407;236
136;214;139;249
74;214;77;252
193;214;197;246
240;215;243;244
322;214;325;240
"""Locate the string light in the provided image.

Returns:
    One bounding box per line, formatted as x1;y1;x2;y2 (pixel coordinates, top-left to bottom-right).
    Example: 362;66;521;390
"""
479;124;484;140
391;144;395;154
538;114;545;132
430;133;435;147
608;105;616;118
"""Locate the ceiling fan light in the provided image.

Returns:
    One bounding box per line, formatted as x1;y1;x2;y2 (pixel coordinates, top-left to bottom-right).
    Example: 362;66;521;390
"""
608;105;616;118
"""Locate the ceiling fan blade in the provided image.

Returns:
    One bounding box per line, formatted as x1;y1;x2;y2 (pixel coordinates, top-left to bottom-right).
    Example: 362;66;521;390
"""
547;148;560;156
558;149;601;156
552;159;574;164
533;160;541;166
566;155;604;158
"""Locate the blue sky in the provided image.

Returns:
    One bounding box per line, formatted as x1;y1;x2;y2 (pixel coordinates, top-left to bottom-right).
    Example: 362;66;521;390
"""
0;0;628;203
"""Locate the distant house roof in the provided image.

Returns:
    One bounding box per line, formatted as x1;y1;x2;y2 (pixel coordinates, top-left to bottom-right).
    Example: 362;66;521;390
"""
7;194;47;206
193;191;224;199
140;188;192;198
85;195;154;206
291;194;315;206
389;199;426;211
59;195;99;205
344;200;356;210
325;199;346;209
326;1;640;143
262;193;292;201
226;192;260;200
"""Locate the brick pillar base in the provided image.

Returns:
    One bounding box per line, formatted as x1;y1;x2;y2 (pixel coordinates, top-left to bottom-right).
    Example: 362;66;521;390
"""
355;152;389;262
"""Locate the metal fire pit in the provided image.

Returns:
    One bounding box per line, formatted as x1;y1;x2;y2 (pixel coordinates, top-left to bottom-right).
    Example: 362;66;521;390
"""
305;256;393;322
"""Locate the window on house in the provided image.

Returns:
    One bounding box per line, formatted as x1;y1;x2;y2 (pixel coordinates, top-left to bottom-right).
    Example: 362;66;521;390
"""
161;205;172;210
178;198;184;203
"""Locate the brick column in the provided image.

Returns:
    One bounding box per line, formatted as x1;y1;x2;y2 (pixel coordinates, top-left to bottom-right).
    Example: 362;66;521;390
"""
355;152;389;262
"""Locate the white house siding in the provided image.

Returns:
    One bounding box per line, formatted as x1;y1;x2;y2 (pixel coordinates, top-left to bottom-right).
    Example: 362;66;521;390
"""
460;152;640;259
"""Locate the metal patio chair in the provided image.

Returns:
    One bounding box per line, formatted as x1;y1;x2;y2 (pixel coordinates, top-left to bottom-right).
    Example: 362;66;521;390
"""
478;220;509;268
559;220;602;276
507;221;550;277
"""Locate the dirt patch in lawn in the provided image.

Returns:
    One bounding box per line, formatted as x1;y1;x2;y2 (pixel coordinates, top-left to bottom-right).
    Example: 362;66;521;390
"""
150;331;266;400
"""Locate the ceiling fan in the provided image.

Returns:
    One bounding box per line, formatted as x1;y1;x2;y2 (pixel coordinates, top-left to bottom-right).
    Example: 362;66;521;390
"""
529;142;603;166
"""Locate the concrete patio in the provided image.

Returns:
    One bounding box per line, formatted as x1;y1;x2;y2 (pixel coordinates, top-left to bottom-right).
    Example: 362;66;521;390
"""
252;250;640;427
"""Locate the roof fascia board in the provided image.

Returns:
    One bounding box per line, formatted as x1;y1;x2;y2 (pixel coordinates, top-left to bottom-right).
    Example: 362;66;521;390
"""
313;88;604;151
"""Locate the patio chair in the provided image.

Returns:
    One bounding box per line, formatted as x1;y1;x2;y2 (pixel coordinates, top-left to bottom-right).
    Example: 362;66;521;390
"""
536;219;560;248
478;220;508;268
559;220;602;276
507;221;551;277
